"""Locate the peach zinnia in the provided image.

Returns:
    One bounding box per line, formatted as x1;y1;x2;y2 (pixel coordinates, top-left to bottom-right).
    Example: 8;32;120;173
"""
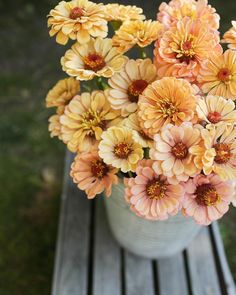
150;123;202;184
48;114;63;140
182;174;233;225
138;77;197;138
104;4;145;22
108;59;157;117
60;91;120;153
48;0;108;45
124;159;184;220
154;17;221;82
157;0;219;31
112;20;163;53
61;38;126;81
191;124;236;181
196;95;236;126
222;21;236;50
198;49;236;99
98;127;143;173
46;77;80;115
70;151;118;199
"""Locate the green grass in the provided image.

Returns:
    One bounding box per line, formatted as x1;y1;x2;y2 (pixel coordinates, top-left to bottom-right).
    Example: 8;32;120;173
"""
0;1;236;294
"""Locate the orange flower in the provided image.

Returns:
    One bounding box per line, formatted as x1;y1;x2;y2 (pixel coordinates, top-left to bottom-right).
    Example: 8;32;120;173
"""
222;21;236;50
157;0;219;31
48;0;108;45
138;77;197;138
154;17;221;82
104;4;145;22
70;151;118;199
198;49;236;99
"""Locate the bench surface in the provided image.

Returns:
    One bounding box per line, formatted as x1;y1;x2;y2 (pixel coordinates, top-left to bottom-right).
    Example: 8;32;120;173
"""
51;152;236;295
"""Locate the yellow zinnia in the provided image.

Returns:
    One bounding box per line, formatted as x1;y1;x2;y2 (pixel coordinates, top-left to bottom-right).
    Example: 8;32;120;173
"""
104;4;145;22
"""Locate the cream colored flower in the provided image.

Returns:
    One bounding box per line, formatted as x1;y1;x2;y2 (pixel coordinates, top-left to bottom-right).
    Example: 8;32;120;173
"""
98;127;143;173
60;91;121;153
112;20;163;53
123;114;153;148
196;95;236;126
138;77;198;138
46;77;80;115
48;114;63;139
61;38;126;81
222;21;236;50
104;4;145;22
190;124;236;181
108;58;157;117
48;0;108;45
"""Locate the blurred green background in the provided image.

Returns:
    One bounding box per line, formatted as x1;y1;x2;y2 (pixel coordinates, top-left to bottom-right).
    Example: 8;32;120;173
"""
0;0;235;294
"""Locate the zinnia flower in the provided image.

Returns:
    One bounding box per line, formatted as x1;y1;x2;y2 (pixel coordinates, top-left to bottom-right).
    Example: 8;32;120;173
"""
154;17;221;82
48;114;63;139
124;159;184;220
191;124;236;181
46;77;80;115
123;114;153;148
98;127;143;173
150;123;202;184
182;174;233;225
61;38;126;81
70;150;118;199
196;95;236;126
157;0;219;31
108;58;157;117
138;77;197;138
104;4;145;22
198;49;236;99
222;21;236;50
48;0;108;45
112;20;163;53
60;91;121;153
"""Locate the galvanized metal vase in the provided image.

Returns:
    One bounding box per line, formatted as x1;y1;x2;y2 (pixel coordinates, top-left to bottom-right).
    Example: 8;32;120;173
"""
104;182;202;259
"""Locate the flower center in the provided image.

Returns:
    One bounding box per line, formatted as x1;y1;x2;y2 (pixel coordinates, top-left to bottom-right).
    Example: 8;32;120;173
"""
84;53;106;72
81;110;105;137
91;160;109;179
207;111;221;124
172;142;188;159
146;179;167;200
214;143;231;164
174;37;195;64
195;184;221;206
70;7;84;19
217;68;231;82
114;142;132;159
159;101;178;118
128;80;148;103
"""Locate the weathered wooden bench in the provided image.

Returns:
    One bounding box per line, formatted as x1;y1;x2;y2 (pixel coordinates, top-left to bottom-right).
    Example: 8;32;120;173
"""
51;151;236;295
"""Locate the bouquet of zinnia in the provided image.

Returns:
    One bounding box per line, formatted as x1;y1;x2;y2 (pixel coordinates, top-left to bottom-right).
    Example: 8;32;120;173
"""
45;0;236;226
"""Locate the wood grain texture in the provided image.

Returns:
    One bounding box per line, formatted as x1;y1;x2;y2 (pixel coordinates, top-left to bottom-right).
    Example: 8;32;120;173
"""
93;197;121;295
125;252;155;295
187;228;221;295
158;253;188;295
51;151;91;295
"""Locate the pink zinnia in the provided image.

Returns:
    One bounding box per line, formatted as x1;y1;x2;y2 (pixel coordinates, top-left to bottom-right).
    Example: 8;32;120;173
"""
182;174;234;225
124;160;184;220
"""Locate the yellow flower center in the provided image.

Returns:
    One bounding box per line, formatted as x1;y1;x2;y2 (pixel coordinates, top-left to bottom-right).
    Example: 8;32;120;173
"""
159;100;178;118
146;179;167;200
214;143;231;164
84;53;106;72
81;110;106;137
173;36;196;64
207;111;221;124
172;142;188;160
70;7;84;19
127;80;149;103
91;160;109;179
114;142;132;159
217;68;231;82
195;184;221;206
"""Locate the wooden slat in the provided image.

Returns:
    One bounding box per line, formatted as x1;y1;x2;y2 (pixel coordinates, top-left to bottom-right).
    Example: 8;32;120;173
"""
93;197;121;295
211;223;236;295
51;151;91;295
187;228;221;295
125;252;155;295
158;253;188;295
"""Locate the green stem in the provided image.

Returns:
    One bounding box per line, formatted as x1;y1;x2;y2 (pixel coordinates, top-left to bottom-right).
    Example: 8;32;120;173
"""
139;47;147;59
128;171;133;178
95;77;109;91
